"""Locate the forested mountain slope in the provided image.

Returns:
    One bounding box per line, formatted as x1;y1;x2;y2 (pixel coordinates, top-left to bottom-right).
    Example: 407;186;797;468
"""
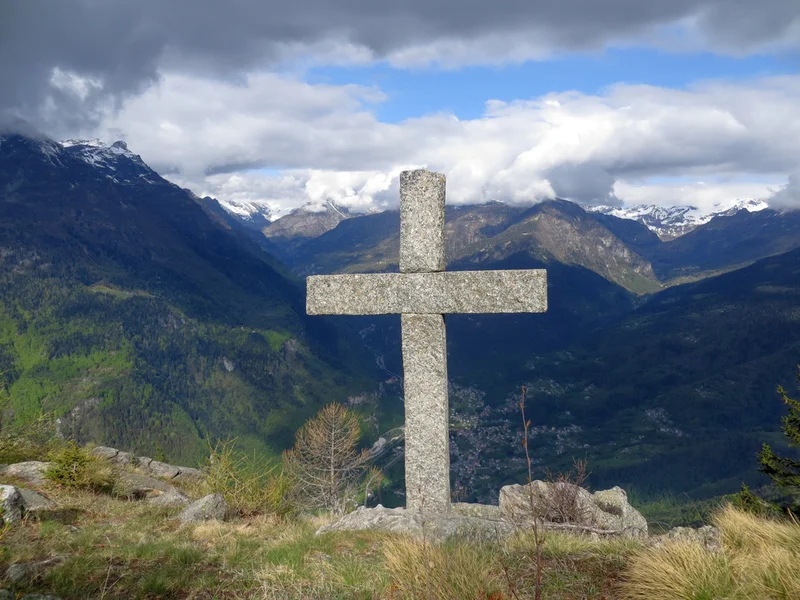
0;133;375;465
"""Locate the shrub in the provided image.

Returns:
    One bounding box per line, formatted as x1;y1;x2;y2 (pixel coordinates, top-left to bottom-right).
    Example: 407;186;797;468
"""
540;458;591;524
201;437;295;517
728;483;782;519
0;385;60;464
44;441;116;493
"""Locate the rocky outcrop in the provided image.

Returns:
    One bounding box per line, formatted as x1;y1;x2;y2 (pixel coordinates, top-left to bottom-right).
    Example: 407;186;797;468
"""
0;485;25;524
317;505;515;543
90;446;203;482
114;472;187;501
0;461;49;486
499;482;648;538
451;502;503;520
178;494;227;524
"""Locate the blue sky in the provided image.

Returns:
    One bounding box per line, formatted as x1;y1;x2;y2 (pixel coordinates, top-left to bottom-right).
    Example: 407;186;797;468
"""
306;48;800;123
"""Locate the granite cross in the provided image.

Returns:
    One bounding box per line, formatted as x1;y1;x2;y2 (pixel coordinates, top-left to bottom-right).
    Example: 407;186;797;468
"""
306;169;547;513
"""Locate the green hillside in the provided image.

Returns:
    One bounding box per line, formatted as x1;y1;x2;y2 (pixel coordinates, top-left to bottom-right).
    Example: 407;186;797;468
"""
0;134;375;465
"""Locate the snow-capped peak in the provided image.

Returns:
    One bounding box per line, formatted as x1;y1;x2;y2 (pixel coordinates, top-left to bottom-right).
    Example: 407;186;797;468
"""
586;198;770;239
59;138;154;185
217;198;273;227
61;138;105;149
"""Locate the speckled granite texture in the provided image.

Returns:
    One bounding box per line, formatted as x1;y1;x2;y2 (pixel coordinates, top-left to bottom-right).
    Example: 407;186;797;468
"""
305;169;548;514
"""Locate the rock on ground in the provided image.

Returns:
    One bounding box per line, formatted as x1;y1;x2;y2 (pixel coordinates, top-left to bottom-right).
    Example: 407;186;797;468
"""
1;593;62;600
6;557;66;583
147;460;180;479
114;472;183;500
90;446;119;460
0;485;25;524
317;505;515;543
499;481;648;538
91;446;202;481
178;493;227;524
18;488;56;513
146;489;190;507
0;461;50;486
649;525;722;553
451;502;503;520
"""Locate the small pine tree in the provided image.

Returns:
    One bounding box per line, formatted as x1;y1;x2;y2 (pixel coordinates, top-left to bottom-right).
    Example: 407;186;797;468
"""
282;403;374;515
758;367;800;494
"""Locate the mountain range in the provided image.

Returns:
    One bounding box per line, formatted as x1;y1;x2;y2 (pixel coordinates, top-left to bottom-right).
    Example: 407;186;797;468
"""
1;133;799;507
233;176;800;504
0;133;375;464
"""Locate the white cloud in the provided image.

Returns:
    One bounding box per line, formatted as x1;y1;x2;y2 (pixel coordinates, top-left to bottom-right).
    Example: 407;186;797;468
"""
769;170;800;209
614;180;780;212
80;72;800;215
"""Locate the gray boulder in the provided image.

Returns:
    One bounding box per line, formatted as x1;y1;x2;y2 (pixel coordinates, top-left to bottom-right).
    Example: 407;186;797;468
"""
136;456;153;470
147;460;180;479
111;451;135;467
178;493;227;523
451;502;502;520
650;525;721;553
6;556;65;583
18;488;56;513
173;467;203;482
146;489;190;507
499;481;648;538
317;505;515;543
114;472;181;500
592;487;649;537
0;485;25;524
0;461;50;486
89;445;201;481
90;446;120;460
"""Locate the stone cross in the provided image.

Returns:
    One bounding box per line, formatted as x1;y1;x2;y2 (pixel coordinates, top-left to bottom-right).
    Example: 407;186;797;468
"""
306;170;547;513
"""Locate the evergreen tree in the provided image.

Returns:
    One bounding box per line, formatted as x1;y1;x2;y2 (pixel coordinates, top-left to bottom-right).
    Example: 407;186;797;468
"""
758;367;800;492
282;403;374;515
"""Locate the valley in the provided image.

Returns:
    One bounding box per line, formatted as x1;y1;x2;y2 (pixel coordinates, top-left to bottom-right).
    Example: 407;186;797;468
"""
1;131;799;509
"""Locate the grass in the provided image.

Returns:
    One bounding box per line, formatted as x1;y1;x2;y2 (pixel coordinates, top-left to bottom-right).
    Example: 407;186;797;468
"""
619;505;800;600
7;455;800;600
2;480;648;600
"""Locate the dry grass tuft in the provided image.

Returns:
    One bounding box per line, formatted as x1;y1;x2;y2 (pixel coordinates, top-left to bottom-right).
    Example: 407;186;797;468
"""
383;536;503;600
619;505;800;600
620;540;735;600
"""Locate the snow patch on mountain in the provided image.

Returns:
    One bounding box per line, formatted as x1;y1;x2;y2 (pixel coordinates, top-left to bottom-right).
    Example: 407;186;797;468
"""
586;198;769;239
60;138;152;184
217;199;274;229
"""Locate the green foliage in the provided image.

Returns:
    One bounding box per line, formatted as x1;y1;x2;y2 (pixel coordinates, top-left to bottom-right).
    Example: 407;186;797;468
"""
0;270;372;467
728;483;783;519
758;367;800;497
0;379;60;463
44;441;117;493
200;437;295;517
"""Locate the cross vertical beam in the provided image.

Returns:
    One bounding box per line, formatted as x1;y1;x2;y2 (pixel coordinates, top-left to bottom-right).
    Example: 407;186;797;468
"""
401;313;450;512
399;169;451;512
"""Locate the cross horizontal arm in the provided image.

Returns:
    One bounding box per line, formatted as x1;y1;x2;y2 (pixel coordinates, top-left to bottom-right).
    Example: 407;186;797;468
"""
306;270;547;315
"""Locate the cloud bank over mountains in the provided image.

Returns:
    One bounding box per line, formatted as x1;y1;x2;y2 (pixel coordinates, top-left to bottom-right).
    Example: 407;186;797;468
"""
2;0;800;214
